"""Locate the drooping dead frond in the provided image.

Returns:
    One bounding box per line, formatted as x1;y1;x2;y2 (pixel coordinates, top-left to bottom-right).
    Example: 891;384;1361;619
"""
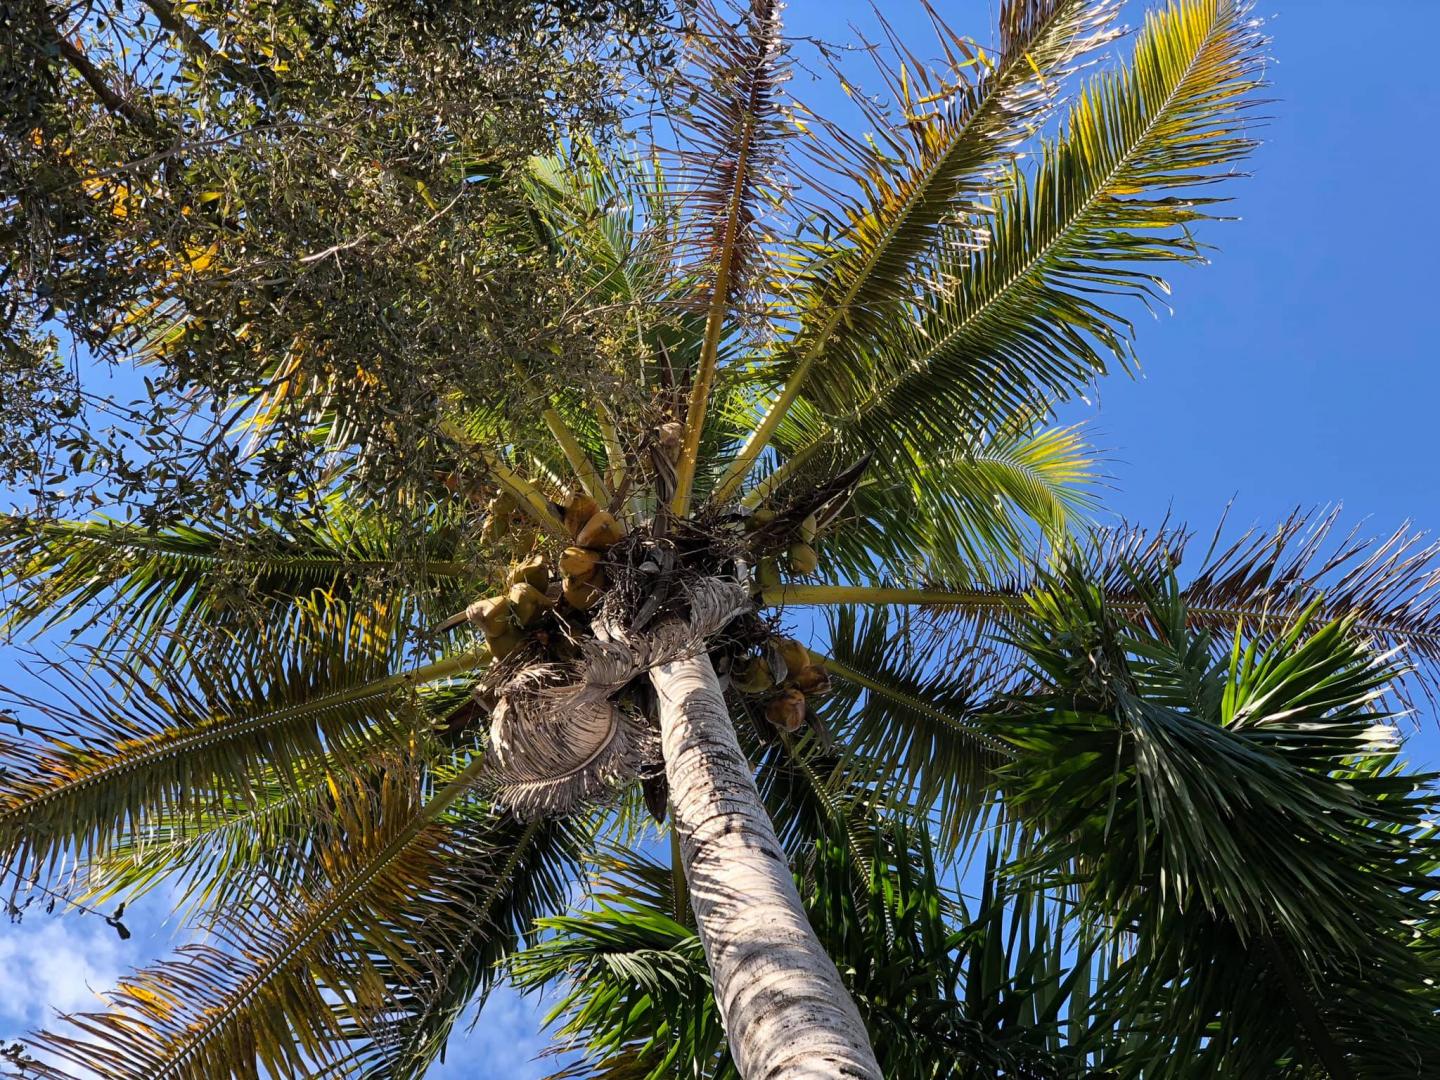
483;577;752;819
487;665;656;820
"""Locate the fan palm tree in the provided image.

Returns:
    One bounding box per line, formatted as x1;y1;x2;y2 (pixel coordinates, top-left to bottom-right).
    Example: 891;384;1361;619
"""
2;1;1437;1077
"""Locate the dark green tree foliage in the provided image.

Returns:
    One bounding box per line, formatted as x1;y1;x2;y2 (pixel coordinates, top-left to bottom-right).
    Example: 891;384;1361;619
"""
995;566;1440;1076
0;0;674;523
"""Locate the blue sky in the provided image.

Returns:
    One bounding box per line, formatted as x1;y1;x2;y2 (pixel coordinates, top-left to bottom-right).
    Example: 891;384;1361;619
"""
2;1;1438;1076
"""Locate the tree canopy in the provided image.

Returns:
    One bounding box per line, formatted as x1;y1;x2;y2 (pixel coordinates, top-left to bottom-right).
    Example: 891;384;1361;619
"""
1;1;1438;1077
1;0;677;524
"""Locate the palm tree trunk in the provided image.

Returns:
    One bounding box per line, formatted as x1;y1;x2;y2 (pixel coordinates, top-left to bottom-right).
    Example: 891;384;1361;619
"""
649;648;882;1080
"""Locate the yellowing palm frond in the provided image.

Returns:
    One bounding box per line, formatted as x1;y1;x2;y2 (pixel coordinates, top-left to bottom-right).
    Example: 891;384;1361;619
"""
14;755;575;1080
0;506;467;666
819;421;1099;583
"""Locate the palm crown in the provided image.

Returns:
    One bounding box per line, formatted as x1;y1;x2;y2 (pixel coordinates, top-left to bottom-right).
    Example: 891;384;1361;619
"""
3;1;1439;1077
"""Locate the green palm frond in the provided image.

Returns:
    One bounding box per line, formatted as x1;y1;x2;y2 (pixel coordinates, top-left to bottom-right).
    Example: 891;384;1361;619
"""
711;0;1122;502
819;606;1009;851
516;823;1106;1080
524;150;673;313
0;628;483;883
751;731;891;894
0;504;468;665
79;740;389;914
78;680;477;913
821;421;1099;583
343;814;588;1080
993;568;1440;1075
15;755;583;1080
757;0;1265;499
512;846;730;1080
810;825;1108;1080
772;509;1440;701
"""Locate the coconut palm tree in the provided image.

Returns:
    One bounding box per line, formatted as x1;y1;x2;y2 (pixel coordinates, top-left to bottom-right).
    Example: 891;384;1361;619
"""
2;1;1438;1077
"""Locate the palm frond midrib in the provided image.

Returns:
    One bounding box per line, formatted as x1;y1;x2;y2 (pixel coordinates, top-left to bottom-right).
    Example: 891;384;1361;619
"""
148;759;486;1079
0;651;477;832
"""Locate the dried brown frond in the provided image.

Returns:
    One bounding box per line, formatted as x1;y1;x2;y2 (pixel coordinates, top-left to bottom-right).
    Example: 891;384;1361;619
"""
663;0;793;318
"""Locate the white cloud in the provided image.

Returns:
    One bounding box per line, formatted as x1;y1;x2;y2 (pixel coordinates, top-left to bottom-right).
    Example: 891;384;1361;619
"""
0;914;126;1031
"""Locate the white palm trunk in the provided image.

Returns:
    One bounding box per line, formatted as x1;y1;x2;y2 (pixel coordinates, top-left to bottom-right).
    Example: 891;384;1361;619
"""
650;647;883;1080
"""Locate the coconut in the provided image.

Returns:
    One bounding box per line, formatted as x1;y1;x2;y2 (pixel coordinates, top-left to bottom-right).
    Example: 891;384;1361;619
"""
481;512;508;543
507;554;549;591
765;688;807;732
507;527;537;556
484;492;518;539
486;627;524;661
755;557;781;590
791;665;832;697
732;656;775;695
746;508;777;530
563;493;601;537
507;582;554;627
469;596;512;639
559;545;601;579
776;637;811;679
575;510;624;549
786;542;819;575
800;513;818;544
562;570;606;611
